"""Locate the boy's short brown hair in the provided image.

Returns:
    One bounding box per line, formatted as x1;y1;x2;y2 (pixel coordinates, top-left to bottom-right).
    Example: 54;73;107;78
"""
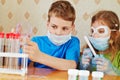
48;0;76;24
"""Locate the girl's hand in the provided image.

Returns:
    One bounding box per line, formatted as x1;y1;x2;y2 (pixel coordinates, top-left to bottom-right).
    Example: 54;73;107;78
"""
96;57;112;72
81;48;93;69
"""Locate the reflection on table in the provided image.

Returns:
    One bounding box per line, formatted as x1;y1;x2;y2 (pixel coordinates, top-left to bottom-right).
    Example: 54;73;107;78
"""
0;67;120;80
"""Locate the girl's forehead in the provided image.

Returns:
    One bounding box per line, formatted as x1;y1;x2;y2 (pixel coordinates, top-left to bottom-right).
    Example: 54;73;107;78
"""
92;20;108;28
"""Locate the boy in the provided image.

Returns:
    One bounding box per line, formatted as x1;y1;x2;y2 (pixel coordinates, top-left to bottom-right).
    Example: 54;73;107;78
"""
23;0;80;70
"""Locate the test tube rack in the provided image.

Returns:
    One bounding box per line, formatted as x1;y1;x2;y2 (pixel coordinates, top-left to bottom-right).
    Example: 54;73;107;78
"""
0;52;28;76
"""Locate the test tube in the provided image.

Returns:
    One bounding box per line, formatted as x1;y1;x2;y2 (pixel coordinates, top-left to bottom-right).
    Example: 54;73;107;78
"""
8;33;21;69
4;33;10;68
0;32;4;67
14;33;20;69
6;33;14;69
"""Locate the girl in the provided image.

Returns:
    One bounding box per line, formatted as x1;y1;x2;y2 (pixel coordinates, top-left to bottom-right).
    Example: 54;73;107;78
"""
80;10;120;75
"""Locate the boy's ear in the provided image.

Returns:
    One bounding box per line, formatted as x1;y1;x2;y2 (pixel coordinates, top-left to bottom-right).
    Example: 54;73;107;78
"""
71;24;75;31
71;24;77;35
47;21;50;29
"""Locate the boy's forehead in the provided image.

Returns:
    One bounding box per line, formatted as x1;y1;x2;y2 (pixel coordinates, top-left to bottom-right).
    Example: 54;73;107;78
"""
49;16;73;27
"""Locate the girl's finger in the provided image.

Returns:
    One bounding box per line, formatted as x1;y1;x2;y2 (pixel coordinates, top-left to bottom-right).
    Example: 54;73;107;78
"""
96;60;103;65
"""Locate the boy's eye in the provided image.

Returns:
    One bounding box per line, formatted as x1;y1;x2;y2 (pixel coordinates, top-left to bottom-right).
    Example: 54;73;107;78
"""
62;27;68;31
51;25;57;29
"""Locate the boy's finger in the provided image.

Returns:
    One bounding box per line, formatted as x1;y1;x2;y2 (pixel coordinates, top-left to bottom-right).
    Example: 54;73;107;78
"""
26;39;35;46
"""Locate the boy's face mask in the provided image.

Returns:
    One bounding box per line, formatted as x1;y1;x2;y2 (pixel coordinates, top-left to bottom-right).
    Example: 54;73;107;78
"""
47;31;71;46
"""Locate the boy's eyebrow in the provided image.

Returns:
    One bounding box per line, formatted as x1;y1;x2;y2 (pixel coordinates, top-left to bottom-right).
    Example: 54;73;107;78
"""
62;26;69;28
51;23;57;27
51;22;71;28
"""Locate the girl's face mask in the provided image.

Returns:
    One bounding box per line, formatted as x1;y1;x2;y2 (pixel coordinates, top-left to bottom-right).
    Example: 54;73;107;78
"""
89;36;110;51
47;31;71;46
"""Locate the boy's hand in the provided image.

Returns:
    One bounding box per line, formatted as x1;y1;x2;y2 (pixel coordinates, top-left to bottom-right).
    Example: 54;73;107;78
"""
23;39;41;62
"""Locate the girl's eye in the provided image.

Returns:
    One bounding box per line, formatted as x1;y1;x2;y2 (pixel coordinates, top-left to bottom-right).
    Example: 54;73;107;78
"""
98;28;105;34
91;29;94;33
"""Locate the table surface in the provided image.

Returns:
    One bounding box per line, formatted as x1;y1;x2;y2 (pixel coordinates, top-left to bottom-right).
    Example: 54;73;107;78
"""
0;67;120;80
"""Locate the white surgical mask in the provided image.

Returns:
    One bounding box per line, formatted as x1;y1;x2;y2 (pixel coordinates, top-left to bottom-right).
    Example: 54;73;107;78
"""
47;31;71;46
89;36;110;51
